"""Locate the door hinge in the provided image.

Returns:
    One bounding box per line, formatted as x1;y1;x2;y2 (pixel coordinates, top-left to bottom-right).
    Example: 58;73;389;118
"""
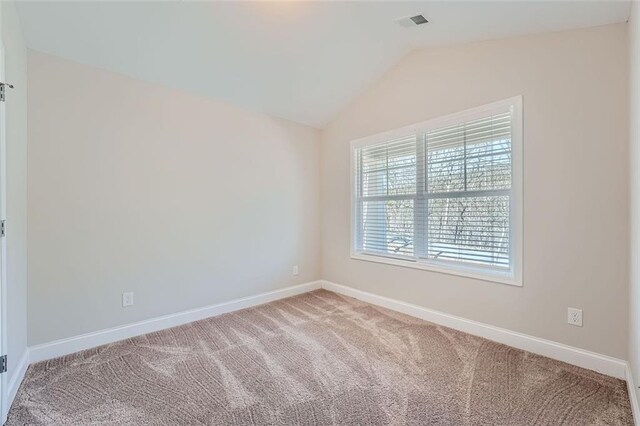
2;220;6;237
0;82;14;102
0;355;6;374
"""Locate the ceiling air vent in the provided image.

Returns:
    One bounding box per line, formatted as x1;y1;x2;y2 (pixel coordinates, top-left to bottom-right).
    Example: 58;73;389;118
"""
397;14;429;28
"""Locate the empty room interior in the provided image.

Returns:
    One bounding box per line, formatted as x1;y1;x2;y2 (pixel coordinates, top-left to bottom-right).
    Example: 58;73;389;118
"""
3;0;640;424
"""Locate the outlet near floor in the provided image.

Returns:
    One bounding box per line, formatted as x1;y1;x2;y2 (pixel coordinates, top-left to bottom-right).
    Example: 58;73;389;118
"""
122;292;134;307
292;265;299;276
567;307;583;327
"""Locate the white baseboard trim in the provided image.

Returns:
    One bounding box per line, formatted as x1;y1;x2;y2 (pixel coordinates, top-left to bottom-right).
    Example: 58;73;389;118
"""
7;349;29;414
7;279;638;423
626;363;640;425
29;281;322;364
321;280;628;380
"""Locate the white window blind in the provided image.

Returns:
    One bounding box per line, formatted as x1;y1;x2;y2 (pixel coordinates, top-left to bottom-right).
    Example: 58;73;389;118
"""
352;97;522;284
356;135;418;257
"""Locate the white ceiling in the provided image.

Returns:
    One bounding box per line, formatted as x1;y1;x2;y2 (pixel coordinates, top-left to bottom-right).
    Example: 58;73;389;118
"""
16;1;631;128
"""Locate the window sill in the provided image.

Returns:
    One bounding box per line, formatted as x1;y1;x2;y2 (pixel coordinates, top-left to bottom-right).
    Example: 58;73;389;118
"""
350;253;523;287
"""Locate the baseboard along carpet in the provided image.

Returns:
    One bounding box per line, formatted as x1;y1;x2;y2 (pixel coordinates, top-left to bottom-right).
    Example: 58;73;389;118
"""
7;290;633;425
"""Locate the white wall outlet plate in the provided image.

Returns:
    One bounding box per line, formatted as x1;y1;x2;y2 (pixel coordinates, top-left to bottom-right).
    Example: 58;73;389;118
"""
292;265;299;276
567;307;583;327
122;292;134;307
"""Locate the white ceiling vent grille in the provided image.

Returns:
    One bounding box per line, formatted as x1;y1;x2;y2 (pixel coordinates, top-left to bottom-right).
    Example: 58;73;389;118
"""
397;14;429;28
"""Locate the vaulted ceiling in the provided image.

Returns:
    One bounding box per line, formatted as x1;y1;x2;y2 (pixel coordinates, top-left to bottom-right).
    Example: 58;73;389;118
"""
16;1;631;127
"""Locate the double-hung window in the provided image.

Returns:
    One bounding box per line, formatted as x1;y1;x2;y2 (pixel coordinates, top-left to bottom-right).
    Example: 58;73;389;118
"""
351;97;522;285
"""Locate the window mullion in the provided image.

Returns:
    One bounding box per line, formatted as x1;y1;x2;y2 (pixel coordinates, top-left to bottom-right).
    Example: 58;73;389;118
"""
463;124;468;192
415;133;427;259
356;150;363;251
350;96;521;284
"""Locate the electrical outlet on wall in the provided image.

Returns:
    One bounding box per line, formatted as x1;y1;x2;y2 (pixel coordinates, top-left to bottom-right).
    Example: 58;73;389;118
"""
292;265;299;276
567;308;583;327
122;292;134;307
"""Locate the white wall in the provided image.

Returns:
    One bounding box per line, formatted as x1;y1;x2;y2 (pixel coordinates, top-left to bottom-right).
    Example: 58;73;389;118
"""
321;24;629;359
1;0;28;393
629;0;640;407
27;51;320;345
22;15;635;369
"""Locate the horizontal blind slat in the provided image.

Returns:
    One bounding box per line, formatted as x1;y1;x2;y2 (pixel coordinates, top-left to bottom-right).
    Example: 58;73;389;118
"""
354;109;513;270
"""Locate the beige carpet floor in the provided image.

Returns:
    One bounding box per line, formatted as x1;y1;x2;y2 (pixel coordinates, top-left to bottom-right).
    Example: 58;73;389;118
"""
7;289;633;425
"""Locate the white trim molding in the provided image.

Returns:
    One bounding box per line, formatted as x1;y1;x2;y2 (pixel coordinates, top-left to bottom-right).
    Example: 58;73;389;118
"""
29;281;322;363
626;363;640;425
350;96;523;287
0;42;9;426
320;280;628;380
351;253;521;287
6;349;29;414
8;279;637;424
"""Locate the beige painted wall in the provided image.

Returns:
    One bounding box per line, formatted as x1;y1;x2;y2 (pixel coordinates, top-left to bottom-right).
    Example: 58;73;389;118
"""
321;24;629;358
2;0;28;387
629;0;640;405
27;51;320;345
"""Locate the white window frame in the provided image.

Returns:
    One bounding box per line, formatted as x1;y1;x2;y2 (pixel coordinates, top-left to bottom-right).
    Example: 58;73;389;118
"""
350;96;523;286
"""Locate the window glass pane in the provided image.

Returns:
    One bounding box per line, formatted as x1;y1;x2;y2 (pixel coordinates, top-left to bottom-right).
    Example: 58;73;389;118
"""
362;199;414;257
466;139;511;191
360;137;416;197
353;100;519;280
388;160;416;195
466;113;511;191
427;113;512;193
361;167;387;197
427;195;509;268
427;132;465;193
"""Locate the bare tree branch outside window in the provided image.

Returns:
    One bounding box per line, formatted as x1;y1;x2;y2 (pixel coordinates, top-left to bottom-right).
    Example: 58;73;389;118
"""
356;111;512;270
